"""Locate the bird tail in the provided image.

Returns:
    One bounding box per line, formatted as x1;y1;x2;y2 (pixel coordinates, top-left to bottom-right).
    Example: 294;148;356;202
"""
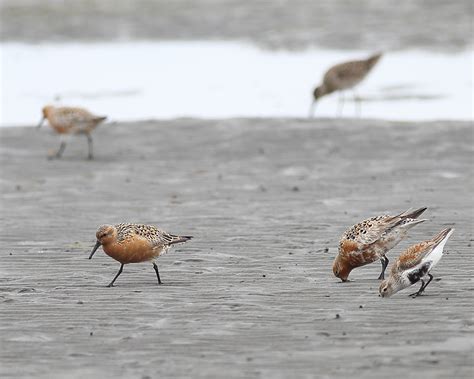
366;52;382;69
398;207;428;220
168;235;193;245
431;228;454;248
385;207;428;232
94;116;107;123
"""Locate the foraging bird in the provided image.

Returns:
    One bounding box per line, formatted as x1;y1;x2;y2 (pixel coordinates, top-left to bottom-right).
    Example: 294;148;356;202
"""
380;228;454;298
89;223;192;287
309;53;382;117
333;207;427;282
37;105;106;159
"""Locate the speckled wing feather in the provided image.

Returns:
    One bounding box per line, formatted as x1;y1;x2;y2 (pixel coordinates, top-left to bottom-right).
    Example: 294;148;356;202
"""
341;215;392;247
342;208;426;249
115;223;189;247
54;108;95;126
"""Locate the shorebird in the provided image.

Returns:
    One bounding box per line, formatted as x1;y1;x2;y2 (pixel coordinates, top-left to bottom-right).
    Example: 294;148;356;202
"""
309;53;382;117
333;207;427;282
380;228;454;298
37;105;106;159
89;223;192;287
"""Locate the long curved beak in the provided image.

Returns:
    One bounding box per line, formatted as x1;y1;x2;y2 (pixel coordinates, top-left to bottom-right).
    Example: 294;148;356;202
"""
89;241;101;259
37;117;45;129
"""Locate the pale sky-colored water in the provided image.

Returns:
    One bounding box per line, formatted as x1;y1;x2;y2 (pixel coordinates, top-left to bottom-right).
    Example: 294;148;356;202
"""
1;42;472;126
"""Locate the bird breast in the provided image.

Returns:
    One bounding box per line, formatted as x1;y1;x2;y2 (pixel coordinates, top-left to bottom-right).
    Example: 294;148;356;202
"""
102;238;162;264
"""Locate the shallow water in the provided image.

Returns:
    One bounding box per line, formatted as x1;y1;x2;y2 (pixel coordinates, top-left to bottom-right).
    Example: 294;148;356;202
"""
1;42;472;126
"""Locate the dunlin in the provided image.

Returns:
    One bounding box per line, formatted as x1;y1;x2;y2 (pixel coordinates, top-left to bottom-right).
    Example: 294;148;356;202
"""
37;105;106;159
309;53;382;117
89;223;192;287
333;207;427;282
380;228;454;298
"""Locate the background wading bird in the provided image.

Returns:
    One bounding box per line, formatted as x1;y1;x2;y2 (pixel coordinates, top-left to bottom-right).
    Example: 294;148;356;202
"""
37;105;107;159
309;53;382;118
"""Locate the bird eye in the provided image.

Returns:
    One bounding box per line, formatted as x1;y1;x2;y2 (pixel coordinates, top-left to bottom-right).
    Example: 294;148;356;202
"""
383;288;387;292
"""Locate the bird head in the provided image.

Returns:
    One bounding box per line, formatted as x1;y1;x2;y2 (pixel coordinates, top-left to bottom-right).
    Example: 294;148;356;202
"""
89;225;116;259
313;83;331;101
313;86;324;100
37;105;54;128
379;279;395;298
332;255;352;282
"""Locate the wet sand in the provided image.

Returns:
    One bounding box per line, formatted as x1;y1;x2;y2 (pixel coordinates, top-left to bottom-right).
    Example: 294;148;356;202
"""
0;118;473;378
1;0;471;51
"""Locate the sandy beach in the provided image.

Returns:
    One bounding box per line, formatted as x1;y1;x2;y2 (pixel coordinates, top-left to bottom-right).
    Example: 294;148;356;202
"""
0;118;472;378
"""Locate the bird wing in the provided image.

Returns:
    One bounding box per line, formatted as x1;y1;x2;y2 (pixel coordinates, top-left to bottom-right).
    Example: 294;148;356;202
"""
396;241;433;271
324;61;366;89
397;228;453;272
54;108;94;126
131;224;186;247
342;215;393;247
341;208;426;250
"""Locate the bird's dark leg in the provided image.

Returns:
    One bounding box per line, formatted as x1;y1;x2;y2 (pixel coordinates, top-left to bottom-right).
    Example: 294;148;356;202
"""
422;274;434;291
153;262;162;285
377;256;389;280
86;133;93;160
408;274;433;298
409;274;434;297
52;141;66;159
337;91;345;117
107;264;124;287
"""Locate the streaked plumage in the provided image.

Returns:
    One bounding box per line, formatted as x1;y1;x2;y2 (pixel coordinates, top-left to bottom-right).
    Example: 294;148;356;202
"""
309;53;382;117
37;105;106;159
380;228;454;298
333;207;427;282
89;223;192;287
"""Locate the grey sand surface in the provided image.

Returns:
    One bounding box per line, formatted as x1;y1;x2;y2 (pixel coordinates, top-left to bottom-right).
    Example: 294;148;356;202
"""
0;119;473;378
1;0;471;51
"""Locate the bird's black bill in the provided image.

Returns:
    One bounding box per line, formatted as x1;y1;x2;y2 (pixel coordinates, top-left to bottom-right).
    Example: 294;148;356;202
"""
37;117;45;129
89;241;101;259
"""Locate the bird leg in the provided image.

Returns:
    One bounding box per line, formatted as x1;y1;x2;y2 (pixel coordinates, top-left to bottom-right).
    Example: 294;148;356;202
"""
409;274;433;297
377;256;389;280
107;264;124;287
50;141;66;159
353;90;361;117
153;262;162;285
86;133;93;160
337;91;345;117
